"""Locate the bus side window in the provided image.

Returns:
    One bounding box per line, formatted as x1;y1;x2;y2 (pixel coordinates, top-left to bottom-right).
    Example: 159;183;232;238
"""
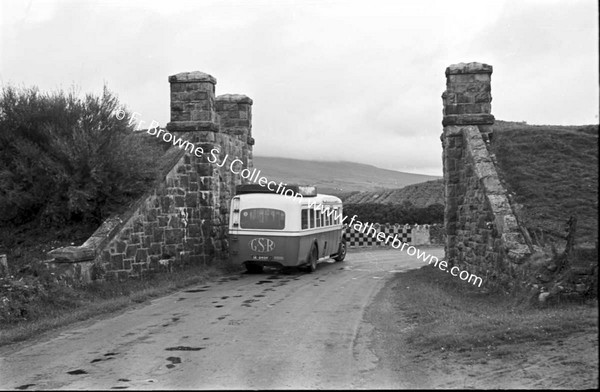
325;210;330;226
309;208;314;228
301;208;309;230
315;209;321;227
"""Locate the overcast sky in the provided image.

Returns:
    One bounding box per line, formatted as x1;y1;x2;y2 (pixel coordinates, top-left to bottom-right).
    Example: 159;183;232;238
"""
1;0;598;176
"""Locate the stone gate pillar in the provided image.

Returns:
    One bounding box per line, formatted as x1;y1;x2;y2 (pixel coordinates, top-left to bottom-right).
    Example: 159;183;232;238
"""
165;71;221;262
215;94;254;248
441;62;494;267
216;94;254;176
441;62;531;282
442;62;494;137
167;71;218;134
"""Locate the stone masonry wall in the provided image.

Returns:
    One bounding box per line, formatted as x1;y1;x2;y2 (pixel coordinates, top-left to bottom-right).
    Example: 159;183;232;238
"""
48;71;254;282
442;62;533;286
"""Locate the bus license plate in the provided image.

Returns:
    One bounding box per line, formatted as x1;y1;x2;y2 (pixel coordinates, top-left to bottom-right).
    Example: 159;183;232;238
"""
251;255;272;261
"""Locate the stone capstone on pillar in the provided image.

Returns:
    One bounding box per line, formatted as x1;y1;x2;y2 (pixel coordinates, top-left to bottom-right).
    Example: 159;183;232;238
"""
167;71;218;133
442;62;494;127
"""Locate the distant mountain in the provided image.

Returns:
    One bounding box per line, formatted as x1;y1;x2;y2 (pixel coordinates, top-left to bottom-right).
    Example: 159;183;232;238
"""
343;179;444;207
335;120;599;244
252;156;440;194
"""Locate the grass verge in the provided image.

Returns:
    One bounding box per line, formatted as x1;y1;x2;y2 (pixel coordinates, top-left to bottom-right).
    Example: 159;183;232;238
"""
0;263;242;347
393;265;598;354
491;121;598;244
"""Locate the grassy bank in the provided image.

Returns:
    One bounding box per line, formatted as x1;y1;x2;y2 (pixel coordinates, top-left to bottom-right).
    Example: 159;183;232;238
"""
0;263;242;347
491;121;598;244
393;265;598;355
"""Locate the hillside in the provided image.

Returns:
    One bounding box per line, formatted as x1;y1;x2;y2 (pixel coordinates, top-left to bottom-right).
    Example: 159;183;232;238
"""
252;156;440;194
326;120;599;247
343;179;444;207
491;121;598;244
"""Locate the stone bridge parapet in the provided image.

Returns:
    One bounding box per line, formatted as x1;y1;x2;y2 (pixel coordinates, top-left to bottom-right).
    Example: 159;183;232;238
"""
442;62;536;286
48;71;254;282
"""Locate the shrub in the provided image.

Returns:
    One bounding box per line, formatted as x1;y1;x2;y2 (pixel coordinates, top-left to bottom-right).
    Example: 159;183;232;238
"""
0;85;163;228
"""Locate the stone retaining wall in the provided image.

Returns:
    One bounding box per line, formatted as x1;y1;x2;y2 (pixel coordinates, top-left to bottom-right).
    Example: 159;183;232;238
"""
48;72;254;281
441;62;535;286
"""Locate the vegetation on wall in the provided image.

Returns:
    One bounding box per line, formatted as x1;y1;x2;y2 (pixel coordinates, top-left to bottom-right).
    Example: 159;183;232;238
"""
491;121;598;244
0;85;165;231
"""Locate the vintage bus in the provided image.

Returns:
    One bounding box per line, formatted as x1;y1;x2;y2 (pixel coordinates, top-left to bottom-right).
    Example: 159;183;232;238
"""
228;184;346;273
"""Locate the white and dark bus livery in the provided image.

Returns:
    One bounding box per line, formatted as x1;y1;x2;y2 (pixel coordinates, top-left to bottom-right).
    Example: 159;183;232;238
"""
228;184;346;273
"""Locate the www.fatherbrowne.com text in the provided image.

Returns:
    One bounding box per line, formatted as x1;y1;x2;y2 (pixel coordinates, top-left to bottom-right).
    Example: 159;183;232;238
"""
115;110;484;288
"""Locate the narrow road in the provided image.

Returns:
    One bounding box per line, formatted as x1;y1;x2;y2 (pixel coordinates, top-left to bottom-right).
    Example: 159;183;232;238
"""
0;247;444;390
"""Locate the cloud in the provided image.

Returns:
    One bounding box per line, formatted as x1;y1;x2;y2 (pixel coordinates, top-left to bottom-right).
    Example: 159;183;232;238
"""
470;0;599;125
0;0;597;177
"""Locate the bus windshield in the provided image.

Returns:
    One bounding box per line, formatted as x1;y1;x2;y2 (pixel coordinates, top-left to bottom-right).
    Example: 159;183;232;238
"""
240;208;286;230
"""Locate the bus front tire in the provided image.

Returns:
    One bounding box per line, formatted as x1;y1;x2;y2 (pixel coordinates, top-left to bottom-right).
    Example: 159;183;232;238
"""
333;237;347;262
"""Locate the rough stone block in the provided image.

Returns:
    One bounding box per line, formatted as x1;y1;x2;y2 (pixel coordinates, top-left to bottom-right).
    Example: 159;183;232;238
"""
123;258;132;270
125;244;139;258
142;235;152;248
191;110;212;121
171;110;190;121
185;193;198;207
196;163;213;176
162;244;178;258
448;73;476;84
442;114;495;126
48;246;95;263
149;256;160;270
180;175;189;188
129;233;140;245
168;216;181;229
153;227;165;242
165;229;183;245
144;221;157;236
158;216;169;227
132;263;143;274
199;177;214;191
115;240;126;254
135;248;148;263
110;254;124;270
183;237;199;251
169;71;217;84
187;224;201;237
444;105;458;115
199;206;214;219
174;196;185;207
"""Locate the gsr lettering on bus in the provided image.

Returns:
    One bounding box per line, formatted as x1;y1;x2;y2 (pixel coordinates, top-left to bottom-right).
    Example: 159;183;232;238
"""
249;238;275;253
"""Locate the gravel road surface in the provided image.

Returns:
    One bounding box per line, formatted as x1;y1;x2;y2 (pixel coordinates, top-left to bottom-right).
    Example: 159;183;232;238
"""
0;247;444;390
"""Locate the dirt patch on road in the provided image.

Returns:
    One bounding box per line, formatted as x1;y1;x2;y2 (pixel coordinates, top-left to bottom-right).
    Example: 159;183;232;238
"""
364;271;599;389
420;331;598;389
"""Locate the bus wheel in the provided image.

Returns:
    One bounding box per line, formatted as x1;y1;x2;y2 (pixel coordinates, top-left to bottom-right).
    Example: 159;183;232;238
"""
334;237;347;262
245;263;263;274
307;244;318;273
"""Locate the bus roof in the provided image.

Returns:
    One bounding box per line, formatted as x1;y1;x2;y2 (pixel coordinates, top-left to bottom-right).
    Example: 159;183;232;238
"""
234;192;342;208
236;184;317;197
